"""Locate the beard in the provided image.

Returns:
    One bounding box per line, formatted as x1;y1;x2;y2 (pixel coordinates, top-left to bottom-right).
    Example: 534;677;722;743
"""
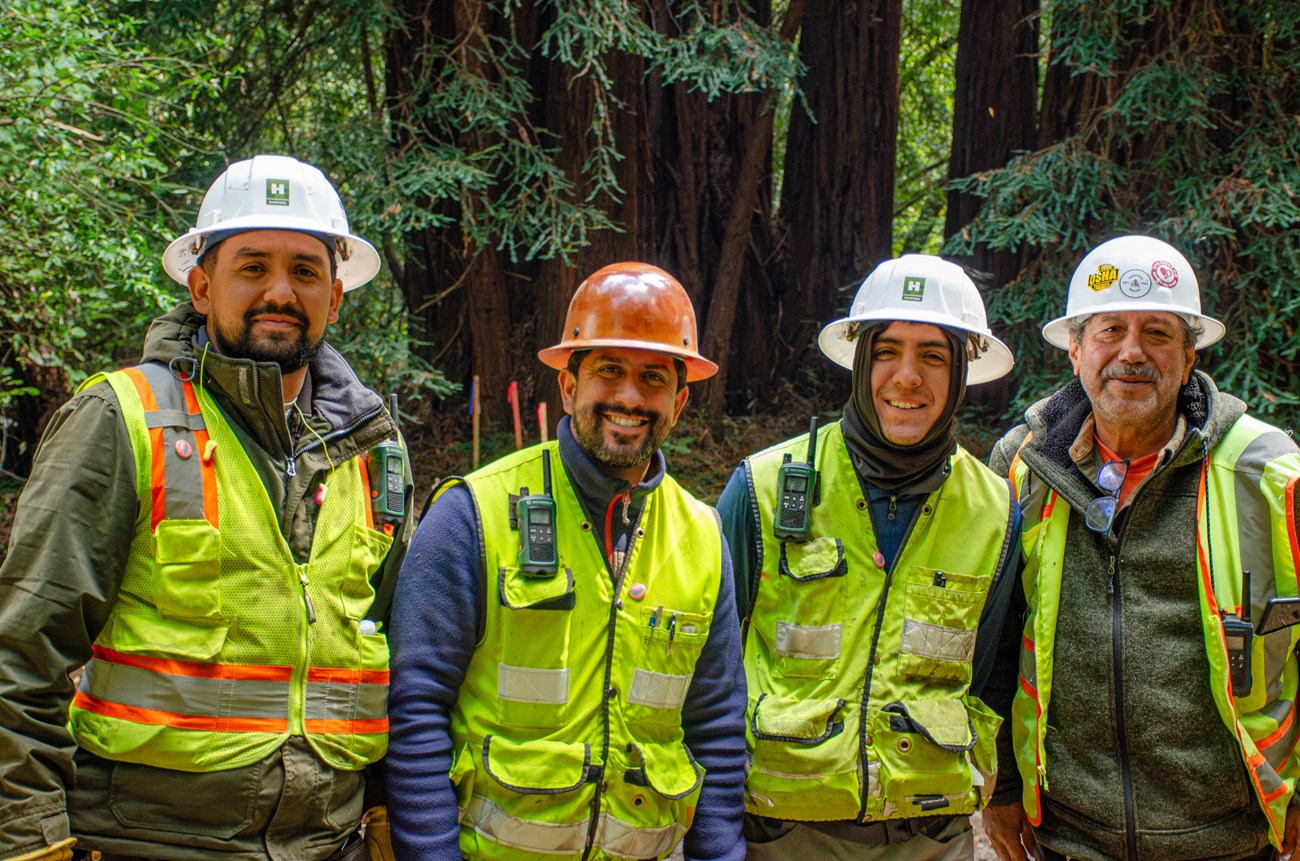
571;400;671;470
209;303;322;373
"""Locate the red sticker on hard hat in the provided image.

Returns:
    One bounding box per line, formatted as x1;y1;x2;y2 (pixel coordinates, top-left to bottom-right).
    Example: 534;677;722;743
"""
1151;260;1179;289
1088;264;1118;292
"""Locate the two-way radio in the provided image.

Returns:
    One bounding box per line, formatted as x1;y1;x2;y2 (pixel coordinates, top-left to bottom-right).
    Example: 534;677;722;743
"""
1221;568;1254;698
517;449;559;577
366;393;407;536
773;417;819;542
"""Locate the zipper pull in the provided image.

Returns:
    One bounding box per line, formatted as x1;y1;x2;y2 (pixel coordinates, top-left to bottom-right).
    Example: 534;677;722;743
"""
887;495;897;521
286;456;297;478
299;570;317;624
621;491;631;526
1107;556;1116;596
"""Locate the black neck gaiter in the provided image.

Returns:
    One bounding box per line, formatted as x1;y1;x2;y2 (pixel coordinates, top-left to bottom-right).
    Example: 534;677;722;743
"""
839;324;967;493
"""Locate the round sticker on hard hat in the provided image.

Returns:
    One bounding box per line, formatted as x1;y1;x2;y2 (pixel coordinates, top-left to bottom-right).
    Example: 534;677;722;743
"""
1151;260;1179;289
1118;269;1153;298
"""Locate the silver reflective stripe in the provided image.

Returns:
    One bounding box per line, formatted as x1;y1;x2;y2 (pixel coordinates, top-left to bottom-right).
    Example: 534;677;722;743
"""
900;618;976;663
80;658;287;719
775;620;841;660
1019;639;1037;690
627;668;692;710
305;681;389;720
134;363;208;523
595;811;684;859
462;793;588;854
499;664;569;704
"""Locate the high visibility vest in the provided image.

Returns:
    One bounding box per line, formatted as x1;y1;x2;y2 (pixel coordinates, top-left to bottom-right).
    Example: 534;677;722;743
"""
741;421;1015;822
444;442;722;861
67;362;393;772
1011;415;1300;848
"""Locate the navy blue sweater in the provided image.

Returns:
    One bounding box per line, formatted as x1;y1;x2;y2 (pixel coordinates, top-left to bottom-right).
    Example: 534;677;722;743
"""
386;417;747;860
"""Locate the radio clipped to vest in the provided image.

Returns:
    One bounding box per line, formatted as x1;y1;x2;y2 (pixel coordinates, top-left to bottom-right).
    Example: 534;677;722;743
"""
516;448;559;577
773;416;820;542
1221;568;1253;697
367;396;406;536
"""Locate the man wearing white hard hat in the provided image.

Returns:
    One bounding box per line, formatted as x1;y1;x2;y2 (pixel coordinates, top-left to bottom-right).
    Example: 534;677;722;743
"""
0;155;411;861
983;235;1300;861
717;254;1021;859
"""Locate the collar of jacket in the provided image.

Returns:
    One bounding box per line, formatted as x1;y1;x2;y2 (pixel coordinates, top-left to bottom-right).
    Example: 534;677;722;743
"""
555;414;666;528
1018;369;1246;510
140;302;391;462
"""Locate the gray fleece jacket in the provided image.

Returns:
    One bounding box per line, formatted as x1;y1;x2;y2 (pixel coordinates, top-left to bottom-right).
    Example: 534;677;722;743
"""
987;371;1299;861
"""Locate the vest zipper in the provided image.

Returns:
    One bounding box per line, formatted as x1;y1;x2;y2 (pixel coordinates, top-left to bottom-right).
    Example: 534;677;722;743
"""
291;563;312;736
582;495;646;859
856;499;926;821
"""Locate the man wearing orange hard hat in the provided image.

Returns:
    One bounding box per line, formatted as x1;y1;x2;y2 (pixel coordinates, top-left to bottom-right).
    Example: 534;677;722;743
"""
385;263;747;860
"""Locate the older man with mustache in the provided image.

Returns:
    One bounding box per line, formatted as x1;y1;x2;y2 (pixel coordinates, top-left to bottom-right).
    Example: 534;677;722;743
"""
982;236;1300;861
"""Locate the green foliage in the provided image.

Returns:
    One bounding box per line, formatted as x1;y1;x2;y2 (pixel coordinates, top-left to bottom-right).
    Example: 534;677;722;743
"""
947;0;1300;431
0;0;217;442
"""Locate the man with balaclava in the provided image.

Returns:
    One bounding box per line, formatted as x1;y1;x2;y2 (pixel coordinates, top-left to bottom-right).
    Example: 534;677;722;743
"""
716;254;1020;859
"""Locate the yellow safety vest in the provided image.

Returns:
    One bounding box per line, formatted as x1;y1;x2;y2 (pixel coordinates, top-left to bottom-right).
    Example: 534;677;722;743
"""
68;362;393;772
742;421;1015;822
1011;415;1300;848
444;442;724;860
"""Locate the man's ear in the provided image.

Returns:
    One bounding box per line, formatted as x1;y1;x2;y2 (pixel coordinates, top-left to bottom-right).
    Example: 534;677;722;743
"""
1067;338;1081;377
559;368;577;414
669;384;689;424
188;265;212;314
328;278;343;324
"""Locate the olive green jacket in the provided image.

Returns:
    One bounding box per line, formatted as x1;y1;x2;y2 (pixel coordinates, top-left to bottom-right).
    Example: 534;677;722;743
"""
0;303;411;861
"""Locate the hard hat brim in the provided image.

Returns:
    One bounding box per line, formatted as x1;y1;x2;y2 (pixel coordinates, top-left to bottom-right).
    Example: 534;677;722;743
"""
1042;307;1226;350
538;339;719;382
818;312;1015;386
162;220;382;292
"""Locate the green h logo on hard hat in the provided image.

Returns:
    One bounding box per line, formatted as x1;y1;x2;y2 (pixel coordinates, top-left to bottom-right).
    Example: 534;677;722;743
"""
902;276;926;302
266;179;290;206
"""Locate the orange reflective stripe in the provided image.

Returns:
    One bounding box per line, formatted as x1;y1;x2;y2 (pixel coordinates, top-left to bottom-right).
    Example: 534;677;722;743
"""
123;369;169;529
1287;475;1299;592
304;717;389;734
307;666;390;685
122;367;159;412
1019;676;1037;697
73;690;288;733
359;457;375;530
92;644;293;682
1258;701;1297;752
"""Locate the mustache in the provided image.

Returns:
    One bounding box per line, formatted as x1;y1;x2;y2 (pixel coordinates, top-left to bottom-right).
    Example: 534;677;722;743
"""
1102;364;1159;382
245;303;309;327
594;403;661;423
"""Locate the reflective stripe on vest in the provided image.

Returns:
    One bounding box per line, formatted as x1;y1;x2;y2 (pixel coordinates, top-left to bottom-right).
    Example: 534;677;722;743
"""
447;442;717;860
68;363;392;772
1012;416;1300;845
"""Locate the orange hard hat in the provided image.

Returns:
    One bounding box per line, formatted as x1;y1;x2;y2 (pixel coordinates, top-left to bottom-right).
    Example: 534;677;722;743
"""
538;262;718;381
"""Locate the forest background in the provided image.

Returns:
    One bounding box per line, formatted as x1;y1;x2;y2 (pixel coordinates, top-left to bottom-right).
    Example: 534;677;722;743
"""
3;0;1299;540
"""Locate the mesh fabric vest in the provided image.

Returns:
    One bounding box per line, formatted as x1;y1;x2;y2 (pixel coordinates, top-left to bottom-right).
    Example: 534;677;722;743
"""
67;362;391;772
445;441;722;861
742;421;1014;822
1011;414;1300;848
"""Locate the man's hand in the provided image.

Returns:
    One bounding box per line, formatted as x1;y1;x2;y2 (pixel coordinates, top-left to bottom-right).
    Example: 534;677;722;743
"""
9;838;75;861
1282;805;1300;860
982;802;1035;861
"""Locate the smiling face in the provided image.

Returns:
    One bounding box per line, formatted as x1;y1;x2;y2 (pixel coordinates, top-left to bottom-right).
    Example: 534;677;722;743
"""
1069;311;1195;452
560;348;690;483
188;229;342;381
869;321;953;447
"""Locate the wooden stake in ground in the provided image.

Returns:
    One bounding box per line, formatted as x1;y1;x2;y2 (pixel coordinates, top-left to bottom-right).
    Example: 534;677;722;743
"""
538;403;548;443
508;381;523;450
470;375;480;470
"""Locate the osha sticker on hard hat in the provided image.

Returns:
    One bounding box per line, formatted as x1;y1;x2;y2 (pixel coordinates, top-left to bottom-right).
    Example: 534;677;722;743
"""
1151;260;1179;289
901;276;926;302
1088;263;1118;292
266;179;291;206
1119;269;1153;298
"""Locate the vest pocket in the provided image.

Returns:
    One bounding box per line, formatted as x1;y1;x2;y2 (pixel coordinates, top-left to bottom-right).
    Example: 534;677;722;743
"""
630;605;712;728
775;537;847;679
152;519;222;620
898;566;988;683
344;524;394;620
746;693;861;816
495;566;575;728
870;698;983;816
599;741;703;858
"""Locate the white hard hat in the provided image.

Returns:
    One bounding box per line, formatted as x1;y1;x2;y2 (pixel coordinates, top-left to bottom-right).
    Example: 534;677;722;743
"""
1042;235;1224;350
818;254;1014;385
162;155;381;292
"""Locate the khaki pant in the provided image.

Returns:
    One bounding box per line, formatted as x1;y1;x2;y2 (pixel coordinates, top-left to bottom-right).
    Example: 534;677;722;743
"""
744;815;973;861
